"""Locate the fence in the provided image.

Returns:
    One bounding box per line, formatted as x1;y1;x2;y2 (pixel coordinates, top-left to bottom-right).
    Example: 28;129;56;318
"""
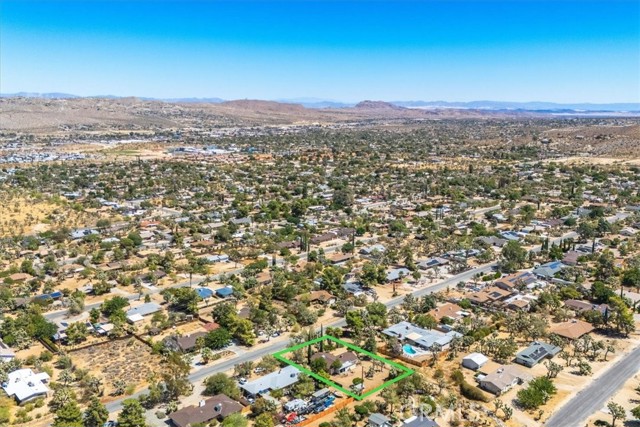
294;397;355;427
66;332;153;354
377;346;429;368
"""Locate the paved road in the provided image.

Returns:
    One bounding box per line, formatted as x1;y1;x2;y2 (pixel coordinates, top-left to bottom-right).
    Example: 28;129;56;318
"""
104;219;625;413
104;261;496;412
545;344;640;427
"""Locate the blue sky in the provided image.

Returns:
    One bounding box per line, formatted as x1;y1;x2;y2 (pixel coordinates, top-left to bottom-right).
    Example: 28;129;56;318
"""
1;0;639;103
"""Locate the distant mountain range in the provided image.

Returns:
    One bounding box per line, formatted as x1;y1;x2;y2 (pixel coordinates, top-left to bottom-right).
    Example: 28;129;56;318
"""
1;92;638;112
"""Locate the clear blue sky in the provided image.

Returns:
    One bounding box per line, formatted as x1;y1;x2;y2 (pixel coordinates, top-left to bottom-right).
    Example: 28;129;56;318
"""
1;0;639;103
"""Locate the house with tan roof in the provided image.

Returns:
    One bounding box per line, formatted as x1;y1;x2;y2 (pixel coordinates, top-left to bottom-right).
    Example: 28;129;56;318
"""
550;319;594;340
428;303;465;322
296;290;336;306
468;286;513;306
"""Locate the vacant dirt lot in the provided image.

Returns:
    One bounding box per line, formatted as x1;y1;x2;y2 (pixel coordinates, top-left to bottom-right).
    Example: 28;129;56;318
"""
71;337;162;397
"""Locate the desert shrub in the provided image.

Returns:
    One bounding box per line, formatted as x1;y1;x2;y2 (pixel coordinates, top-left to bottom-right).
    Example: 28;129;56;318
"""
460;380;490;402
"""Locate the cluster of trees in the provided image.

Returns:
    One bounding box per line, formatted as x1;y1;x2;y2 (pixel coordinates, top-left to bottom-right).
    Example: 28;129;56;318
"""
516;376;557;410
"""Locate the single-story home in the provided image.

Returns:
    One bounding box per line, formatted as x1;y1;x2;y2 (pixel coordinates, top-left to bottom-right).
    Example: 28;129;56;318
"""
476;236;508;248
296;290;336;305
494;271;537;291
562;251;582;266
164;331;208;353
461;352;488;371
8;273;34;283
168;394;243;427
126;302;161;319
403;415;439;427
386;267;411;282
550;319;594;340
468;286;513;306
368;413;391;427
360;244;386;256
479;365;525;395
215;286;234;298
428;303;465;322
417;257;449;271
239;365;300;398
0;339;15;362
311;351;358;374
563;300;609;315
382;321;462;351
2;369;50;404
515;341;561;368
533;261;565;279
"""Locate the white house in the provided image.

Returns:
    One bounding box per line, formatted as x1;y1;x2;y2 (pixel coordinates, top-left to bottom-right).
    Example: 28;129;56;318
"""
2;369;50;404
462;353;488;371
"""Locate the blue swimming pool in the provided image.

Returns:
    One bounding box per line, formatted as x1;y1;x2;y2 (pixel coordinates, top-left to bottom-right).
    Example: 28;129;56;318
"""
196;287;214;298
403;344;417;355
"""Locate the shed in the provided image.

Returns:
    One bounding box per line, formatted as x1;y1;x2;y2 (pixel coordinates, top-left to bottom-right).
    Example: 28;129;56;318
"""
462;353;489;370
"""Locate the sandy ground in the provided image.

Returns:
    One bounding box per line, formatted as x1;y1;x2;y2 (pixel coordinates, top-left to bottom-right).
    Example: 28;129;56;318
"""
583;368;640;426
499;329;640;427
544;156;640;166
0;195;113;237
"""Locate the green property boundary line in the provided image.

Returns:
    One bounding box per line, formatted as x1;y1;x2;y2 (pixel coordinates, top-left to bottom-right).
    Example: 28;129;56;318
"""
273;335;414;401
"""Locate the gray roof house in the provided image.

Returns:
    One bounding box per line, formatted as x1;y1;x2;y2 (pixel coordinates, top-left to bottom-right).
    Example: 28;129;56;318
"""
383;321;462;350
368;413;391;427
479;365;525;395
386;267;411;282
239;365;300;397
126;302;161;318
515;341;561;368
417;257;449;270
403;415;439;427
532;261;565;279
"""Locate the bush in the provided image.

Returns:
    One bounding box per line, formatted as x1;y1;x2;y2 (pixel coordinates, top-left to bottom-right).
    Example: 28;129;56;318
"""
517;376;557;410
450;369;464;385
39;350;53;362
460;380;490;402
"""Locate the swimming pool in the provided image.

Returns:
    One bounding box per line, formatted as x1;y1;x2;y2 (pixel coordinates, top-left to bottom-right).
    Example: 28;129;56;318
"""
403;344;417;355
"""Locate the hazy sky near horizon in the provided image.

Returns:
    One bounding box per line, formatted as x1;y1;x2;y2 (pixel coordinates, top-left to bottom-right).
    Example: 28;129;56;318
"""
1;0;639;103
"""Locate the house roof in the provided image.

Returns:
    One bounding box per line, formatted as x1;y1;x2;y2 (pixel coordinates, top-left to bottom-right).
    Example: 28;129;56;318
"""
480;365;524;391
462;352;488;367
494;271;537;289
382;321;462;349
516;341;561;364
403;415;439;427
533;261;565;278
168;394;242;427
2;369;50;402
296;290;335;303
215;287;234;297
564;300;608;314
203;322;220;332
369;413;390;426
386;267;411;282
239;365;300;396
311;351;358;369
173;331;208;352
417;257;449;269
429;303;464;322
551;320;594;340
126;302;161;317
562;251;581;265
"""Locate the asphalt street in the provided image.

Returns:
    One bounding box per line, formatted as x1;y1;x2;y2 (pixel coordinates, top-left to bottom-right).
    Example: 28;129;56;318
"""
545;344;640;427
